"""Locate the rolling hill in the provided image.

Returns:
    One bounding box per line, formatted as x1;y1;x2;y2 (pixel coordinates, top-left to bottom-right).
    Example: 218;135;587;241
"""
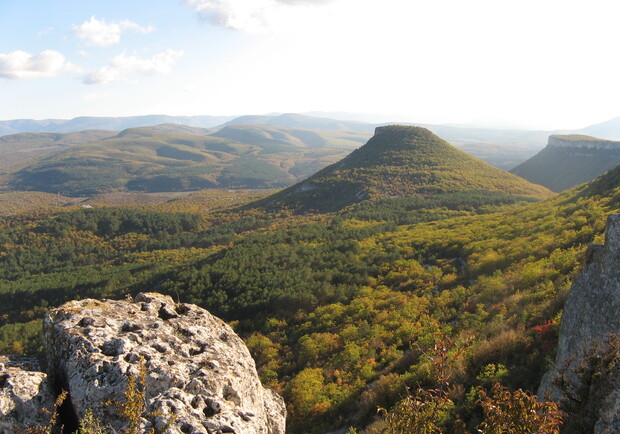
212;124;369;151
257;125;554;213
10;112;620;173
0;130;118;186
7;125;357;196
222;113;377;132
510;134;620;192
221;114;554;169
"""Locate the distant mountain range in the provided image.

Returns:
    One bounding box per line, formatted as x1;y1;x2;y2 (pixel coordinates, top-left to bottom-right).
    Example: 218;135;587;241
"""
222;113;377;133
510;134;620;192
256;125;553;213
0;113;559;171
4;113;620;198
0;113;375;136
580;116;620;140
7;112;620;171
0;115;236;136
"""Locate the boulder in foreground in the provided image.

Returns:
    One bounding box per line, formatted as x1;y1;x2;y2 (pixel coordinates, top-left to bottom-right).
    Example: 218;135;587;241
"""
18;292;286;433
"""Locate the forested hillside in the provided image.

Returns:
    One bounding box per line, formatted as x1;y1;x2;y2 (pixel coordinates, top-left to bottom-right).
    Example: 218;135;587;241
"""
0;157;617;430
0;130;117;187
7;126;356;195
258;125;552;213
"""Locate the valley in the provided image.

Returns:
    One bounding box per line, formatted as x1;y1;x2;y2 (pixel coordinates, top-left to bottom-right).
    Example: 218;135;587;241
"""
0;118;617;432
5;1;620;430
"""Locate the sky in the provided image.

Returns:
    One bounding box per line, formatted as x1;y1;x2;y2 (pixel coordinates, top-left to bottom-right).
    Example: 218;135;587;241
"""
1;0;619;130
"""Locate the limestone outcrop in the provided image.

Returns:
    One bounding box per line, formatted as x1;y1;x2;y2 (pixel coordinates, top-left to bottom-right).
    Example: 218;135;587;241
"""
538;214;620;433
0;293;286;433
548;134;620;150
0;356;55;430
510;134;620;192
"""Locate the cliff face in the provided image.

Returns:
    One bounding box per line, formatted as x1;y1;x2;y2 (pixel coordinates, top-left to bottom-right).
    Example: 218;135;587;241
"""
539;214;620;433
0;293;286;433
510;135;620;192
547;135;620;150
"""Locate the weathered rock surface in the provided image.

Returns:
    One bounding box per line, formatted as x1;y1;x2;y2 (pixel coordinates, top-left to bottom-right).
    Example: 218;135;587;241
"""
0;356;55;430
42;292;285;433
539;214;620;433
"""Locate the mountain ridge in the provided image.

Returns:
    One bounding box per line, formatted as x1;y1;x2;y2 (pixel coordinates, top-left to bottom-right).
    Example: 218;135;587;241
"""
0;115;235;136
5;125;357;196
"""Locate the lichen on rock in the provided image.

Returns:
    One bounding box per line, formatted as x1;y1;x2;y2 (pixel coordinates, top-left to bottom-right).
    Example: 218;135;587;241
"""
40;292;285;433
0;356;55;430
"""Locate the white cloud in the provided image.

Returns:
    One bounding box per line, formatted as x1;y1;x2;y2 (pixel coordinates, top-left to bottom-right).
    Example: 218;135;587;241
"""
83;49;184;85
72;16;155;47
0;50;74;79
185;0;270;32
185;0;339;32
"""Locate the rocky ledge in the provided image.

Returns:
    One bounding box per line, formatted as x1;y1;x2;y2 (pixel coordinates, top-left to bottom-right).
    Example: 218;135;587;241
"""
548;134;620;150
539;214;620;433
0;293;286;433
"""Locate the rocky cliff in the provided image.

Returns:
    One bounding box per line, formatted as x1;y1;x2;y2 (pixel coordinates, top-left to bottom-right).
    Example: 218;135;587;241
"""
511;134;620;192
538;214;620;433
547;134;620;150
0;293;286;433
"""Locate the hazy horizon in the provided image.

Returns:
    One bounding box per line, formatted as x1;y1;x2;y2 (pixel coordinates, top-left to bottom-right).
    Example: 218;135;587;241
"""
2;0;619;130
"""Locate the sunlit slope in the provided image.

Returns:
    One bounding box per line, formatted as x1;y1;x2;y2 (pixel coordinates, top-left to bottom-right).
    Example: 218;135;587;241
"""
0;130;117;176
212;124;369;151
148;155;620;431
258;125;554;212
8;126;355;196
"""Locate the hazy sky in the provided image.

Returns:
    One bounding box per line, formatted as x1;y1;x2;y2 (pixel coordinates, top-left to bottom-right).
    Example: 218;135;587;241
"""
1;0;618;129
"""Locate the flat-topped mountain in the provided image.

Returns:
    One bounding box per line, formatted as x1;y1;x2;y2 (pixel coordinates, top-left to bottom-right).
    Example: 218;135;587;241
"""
510;134;620;192
547;134;620;149
256;125;553;213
